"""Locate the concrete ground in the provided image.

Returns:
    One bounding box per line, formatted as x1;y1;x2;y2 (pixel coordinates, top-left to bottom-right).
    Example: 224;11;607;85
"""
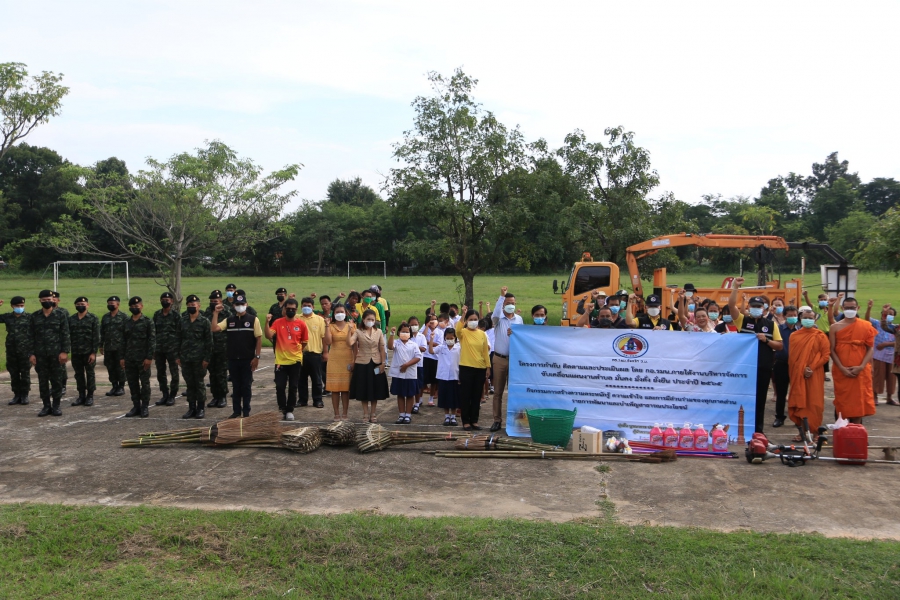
1;353;898;538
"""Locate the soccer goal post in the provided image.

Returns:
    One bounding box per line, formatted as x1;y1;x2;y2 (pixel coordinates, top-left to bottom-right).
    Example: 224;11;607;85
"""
347;261;386;280
52;261;131;298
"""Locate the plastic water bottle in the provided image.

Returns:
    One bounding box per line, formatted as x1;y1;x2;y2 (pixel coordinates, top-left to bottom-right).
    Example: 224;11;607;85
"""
678;423;694;449
694;424;709;450
650;423;663;446
663;423;678;448
711;424;728;451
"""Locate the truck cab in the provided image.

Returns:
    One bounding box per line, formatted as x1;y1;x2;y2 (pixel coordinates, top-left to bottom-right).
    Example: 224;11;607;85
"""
559;253;620;326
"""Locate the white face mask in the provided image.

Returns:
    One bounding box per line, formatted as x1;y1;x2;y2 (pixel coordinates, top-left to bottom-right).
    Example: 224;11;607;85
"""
234;305;247;314
647;307;660;317
364;320;376;328
504;304;516;314
843;309;858;319
446;340;456;347
467;320;478;329
334;313;346;321
410;325;419;333
399;332;410;341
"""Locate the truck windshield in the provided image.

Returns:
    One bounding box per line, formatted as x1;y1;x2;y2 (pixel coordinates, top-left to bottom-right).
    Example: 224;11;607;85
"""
573;266;611;296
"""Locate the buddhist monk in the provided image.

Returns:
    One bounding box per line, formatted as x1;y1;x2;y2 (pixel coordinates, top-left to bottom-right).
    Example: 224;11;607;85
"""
788;307;830;440
830;296;876;423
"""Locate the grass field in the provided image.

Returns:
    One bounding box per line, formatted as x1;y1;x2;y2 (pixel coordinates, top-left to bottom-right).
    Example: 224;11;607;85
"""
0;504;897;598
1;270;899;371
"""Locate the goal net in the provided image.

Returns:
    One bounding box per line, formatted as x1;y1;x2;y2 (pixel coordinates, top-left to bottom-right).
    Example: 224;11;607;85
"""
50;261;131;298
347;261;386;279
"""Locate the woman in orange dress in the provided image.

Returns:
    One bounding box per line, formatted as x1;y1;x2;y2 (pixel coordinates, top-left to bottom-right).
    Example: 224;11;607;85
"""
324;304;357;421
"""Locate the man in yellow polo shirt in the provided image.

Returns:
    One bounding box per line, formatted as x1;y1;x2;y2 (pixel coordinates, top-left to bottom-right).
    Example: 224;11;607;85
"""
299;296;326;408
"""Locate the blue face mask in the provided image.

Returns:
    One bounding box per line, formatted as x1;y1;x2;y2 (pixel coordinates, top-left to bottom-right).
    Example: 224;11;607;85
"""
888;315;895;323
226;291;234;298
723;315;733;323
301;306;313;315
775;306;784;314
533;317;546;325
687;304;695;312
818;301;828;308
801;318;815;329
749;307;764;318
620;301;626;310
609;305;621;315
764;303;769;310
708;312;719;320
786;316;798;325
13;307;25;314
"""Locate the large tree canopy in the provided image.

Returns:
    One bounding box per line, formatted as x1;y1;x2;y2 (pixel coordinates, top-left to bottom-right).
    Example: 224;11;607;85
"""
0;62;68;161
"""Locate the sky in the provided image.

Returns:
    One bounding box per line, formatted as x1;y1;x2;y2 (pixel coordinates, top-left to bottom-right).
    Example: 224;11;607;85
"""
2;1;898;212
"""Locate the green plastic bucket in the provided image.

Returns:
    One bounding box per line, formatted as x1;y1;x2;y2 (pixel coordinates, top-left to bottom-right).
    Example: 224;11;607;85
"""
526;408;577;447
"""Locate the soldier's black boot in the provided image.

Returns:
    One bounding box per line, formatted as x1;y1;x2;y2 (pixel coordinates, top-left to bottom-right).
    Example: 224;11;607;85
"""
182;402;196;419
72;393;85;406
165;392;176;406
84;394;94;407
105;386;117;397
113;384;126;397
140;400;149;418
124;401;141;418
155;392;169;406
51;399;62;416
8;395;21;405
20;394;29;405
194;402;205;419
37;399;51;417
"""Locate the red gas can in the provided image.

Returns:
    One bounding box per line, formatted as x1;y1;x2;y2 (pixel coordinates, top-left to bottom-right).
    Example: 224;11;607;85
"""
833;424;868;465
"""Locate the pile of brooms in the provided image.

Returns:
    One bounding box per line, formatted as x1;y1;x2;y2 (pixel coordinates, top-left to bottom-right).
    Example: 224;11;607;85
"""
121;415;675;463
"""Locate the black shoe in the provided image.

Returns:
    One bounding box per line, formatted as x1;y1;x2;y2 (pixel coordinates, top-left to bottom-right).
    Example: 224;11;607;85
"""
396;416;406;424
313;401;324;408
228;412;241;419
411;404;419;414
38;404;52;417
470;424;482;430
165;394;176;406
182;404;196;419
772;418;785;428
113;386;126;397
20;395;29;405
490;421;501;432
140;402;149;418
105;388;117;397
219;398;228;408
194;406;205;419
51;404;62;416
8;395;20;405
297;402;309;408
84;395;94;407
124;405;141;418
155;393;169;406
71;394;85;407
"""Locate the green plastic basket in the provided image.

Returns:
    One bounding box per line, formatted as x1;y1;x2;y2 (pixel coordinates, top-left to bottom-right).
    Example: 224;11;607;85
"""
526;408;577;447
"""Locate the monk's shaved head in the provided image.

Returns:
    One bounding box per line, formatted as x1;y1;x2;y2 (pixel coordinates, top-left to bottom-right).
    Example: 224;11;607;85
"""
842;297;858;308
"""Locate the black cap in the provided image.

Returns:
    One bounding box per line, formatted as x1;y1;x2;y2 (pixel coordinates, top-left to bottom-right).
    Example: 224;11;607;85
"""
51;291;61;298
10;296;25;305
615;289;629;298
38;289;53;298
107;296;120;302
748;296;766;306
186;294;200;303
646;294;662;307
235;288;246;296
233;294;247;305
225;283;237;290
209;290;222;299
128;296;142;305
276;287;287;294
160;292;174;299
683;283;697;292
74;296;88;304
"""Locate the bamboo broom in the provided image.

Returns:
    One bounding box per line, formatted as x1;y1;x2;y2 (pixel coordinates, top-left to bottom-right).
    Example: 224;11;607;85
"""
355;424;474;454
122;411;285;447
319;421;356;446
281;427;322;454
454;434;563;452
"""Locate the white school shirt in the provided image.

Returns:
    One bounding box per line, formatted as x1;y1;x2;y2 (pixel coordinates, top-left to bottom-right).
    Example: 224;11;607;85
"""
449;315;462;327
486;328;495;352
389;339;422;380
413;331;428;355
424;326;444;360
434;343;461;381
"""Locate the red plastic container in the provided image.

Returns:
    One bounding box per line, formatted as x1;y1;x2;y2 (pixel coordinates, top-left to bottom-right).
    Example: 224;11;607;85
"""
833;424;868;465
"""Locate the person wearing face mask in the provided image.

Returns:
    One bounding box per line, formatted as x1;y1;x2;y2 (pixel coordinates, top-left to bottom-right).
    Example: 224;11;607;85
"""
868;302;897;406
783;306;830;439
803;291;832;335
51;292;69;395
768;298;787;326
490;288;523;432
29;290;71;417
0;296;34;406
265;298;308;421
388;322;423;424
223;283;238;311
531;305;548;326
152;292;180;407
203;290;232;409
714;306;739;334
728;278;783;433
297;297;326;409
456;307;492;431
428;327;460;426
232;289;258;318
407;316;428;413
771;305;802;428
212;295;262;419
99;296;127;397
324;304;357;421
349;308;389;422
120;297;156;418
830;296;877;424
627;294;673;330
68;296;100;407
422;312;443;406
176;294;212;419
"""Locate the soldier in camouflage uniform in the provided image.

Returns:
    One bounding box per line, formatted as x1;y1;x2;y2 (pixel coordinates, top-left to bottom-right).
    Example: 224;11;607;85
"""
0;296;34;405
121;296;156;418
153;291;180;406
224;283;238;311
30;289;70;417
100;296;127;396
51;291;70;395
203;290;231;408
177;294;212;419
68;296;100;407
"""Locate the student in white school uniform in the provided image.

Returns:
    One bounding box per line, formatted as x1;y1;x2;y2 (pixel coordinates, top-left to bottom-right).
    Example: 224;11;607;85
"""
387;322;422;424
422;313;444;406
409;315;428;413
429;327;460;426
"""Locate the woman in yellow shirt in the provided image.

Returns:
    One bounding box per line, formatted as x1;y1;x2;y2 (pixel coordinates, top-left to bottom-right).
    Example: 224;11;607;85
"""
455;308;492;431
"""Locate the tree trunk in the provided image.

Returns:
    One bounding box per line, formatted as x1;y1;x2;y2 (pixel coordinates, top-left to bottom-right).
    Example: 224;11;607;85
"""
172;257;183;308
463;270;475;310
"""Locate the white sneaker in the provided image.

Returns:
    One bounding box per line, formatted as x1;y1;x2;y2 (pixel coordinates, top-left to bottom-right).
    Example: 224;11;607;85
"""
285;412;295;421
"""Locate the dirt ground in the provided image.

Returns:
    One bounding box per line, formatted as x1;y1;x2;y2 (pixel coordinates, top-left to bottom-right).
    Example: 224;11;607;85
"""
1;353;898;539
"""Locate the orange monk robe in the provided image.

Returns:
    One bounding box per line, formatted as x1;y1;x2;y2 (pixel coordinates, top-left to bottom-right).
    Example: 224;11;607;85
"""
787;327;830;432
832;319;877;419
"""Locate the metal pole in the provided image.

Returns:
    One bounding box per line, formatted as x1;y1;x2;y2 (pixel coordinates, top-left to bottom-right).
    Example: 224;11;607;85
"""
54;262;58;292
125;261;130;299
347;261;350;280
383;261;386;280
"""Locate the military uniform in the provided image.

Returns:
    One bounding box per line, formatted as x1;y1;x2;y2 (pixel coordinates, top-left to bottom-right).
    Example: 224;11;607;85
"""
177;297;212;418
122;298;156;417
100;299;128;396
203;292;232;407
153;297;181;405
52;292;69;393
68;300;100;406
0;298;33;404
30;293;71;416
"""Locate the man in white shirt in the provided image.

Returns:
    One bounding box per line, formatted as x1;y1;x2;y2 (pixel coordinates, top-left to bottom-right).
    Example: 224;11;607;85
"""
489;286;524;432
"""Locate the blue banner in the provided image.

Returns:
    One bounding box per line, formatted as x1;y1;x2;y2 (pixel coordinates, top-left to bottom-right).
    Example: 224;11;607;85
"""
506;326;758;443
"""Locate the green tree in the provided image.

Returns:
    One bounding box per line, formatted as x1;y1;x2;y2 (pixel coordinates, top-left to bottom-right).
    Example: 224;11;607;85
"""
388;69;525;306
824;211;876;261
0;63;69;161
807;177;861;241
739;205;779;235
859;177;900;216
41;141;300;303
858;207;900;272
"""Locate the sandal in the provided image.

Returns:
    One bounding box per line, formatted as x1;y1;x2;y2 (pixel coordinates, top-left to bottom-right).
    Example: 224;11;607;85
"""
333;415;342;422
887;399;900;406
341;413;349;420
369;415;378;423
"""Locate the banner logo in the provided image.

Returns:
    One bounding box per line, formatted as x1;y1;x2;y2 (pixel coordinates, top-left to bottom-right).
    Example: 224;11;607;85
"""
613;333;649;358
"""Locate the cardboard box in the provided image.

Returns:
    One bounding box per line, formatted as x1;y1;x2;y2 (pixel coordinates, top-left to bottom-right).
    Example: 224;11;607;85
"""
573;429;602;454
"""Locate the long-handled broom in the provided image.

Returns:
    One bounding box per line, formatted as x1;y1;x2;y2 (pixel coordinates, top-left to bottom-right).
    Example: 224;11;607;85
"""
430;449;677;463
453;434;563;452
355;424;474;454
121;411;285;447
